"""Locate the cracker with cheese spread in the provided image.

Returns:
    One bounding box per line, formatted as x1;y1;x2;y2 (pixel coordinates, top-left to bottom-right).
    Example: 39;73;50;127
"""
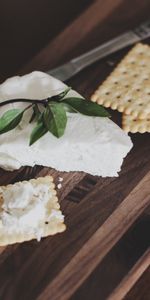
0;176;66;245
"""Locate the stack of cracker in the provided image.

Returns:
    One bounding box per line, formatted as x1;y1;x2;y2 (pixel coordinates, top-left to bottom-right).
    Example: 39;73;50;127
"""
91;43;150;133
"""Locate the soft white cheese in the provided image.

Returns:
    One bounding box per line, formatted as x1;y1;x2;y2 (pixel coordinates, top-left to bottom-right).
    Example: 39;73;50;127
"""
0;71;133;176
2;182;35;209
0;182;63;241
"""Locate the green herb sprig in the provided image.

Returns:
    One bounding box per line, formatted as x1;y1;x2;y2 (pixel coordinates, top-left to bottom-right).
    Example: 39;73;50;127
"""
0;87;110;145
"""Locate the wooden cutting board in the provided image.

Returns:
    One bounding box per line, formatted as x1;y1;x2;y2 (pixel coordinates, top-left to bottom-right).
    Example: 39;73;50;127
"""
0;1;150;299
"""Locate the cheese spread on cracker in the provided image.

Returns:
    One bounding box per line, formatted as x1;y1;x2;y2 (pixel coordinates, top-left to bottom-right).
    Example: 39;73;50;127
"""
0;176;66;245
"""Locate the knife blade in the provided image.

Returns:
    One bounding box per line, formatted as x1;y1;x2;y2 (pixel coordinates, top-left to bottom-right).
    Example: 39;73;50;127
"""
48;19;150;81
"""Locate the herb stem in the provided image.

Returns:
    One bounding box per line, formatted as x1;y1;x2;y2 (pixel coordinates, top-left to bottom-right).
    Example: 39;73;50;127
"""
24;104;34;111
0;98;47;107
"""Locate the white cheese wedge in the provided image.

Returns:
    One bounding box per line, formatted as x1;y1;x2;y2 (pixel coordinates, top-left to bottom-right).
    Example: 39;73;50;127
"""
0;71;133;176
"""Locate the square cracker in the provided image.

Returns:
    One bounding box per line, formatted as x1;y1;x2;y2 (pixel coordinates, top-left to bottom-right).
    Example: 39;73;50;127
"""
0;176;66;246
91;43;150;119
122;113;150;133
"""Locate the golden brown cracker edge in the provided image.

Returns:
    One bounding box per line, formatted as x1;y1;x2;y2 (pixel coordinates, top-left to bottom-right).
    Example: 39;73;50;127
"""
122;114;150;133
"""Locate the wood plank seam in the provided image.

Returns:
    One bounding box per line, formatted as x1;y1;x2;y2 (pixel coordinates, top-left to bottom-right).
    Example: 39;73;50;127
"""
37;171;150;300
107;248;150;300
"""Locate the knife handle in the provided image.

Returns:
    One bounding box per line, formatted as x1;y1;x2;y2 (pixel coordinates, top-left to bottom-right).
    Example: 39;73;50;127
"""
72;32;139;70
49;32;139;81
72;20;150;71
49;19;150;81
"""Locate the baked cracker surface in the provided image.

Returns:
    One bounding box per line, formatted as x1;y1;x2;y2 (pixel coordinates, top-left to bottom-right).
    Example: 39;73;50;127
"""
91;43;150;120
122;113;150;133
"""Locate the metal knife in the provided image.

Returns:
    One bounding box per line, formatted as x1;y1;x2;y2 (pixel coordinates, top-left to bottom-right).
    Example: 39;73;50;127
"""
48;19;150;81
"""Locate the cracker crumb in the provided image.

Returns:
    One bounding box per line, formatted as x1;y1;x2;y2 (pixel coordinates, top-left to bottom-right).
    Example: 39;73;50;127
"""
57;183;62;189
58;177;63;182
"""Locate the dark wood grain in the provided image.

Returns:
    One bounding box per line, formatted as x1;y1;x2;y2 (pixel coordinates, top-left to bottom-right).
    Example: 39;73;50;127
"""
20;0;150;75
0;1;150;299
37;172;150;300
107;249;150;300
71;214;150;300
125;266;150;300
0;0;92;80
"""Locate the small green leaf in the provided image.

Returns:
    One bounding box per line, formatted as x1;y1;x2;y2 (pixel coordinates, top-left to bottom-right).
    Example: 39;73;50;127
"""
29;118;48;146
44;102;67;138
29;111;36;124
63;97;110;117
34;104;41;119
61;102;77;113
49;87;71;102
29;104;41;123
0;109;24;134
